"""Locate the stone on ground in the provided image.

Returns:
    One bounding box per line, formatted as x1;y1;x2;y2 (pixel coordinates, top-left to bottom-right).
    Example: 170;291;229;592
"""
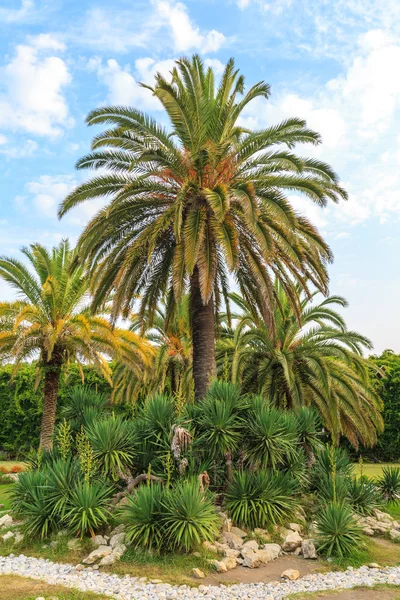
192;568;205;579
281;568;300;580
302;539;317;559
282;530;302;552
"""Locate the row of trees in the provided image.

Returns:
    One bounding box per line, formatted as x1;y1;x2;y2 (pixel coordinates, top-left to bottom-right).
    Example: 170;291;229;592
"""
0;56;384;451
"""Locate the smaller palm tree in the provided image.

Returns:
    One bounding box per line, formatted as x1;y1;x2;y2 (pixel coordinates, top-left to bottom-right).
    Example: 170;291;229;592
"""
225;284;383;448
0;240;152;449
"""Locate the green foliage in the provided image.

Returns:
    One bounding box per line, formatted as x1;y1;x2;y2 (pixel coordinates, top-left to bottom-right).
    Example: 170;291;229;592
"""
56;419;73;461
244;398;298;469
65;480;114;537
11;470;56;539
162;479;220;552
316;502;364;558
86;417;135;481
225;470;300;529
122;480;219;553
0;362;111;455
59;386;109;432
76;428;96;483
122;484;165;552
347;476;382;515
377;467;400;503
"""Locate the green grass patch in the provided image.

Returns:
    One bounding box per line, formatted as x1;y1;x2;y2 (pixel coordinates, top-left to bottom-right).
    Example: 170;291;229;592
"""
107;545;215;585
352;463;400;480
386;502;400;520
0;483;13;510
326;538;400;571
0;574;110;600
286;584;400;599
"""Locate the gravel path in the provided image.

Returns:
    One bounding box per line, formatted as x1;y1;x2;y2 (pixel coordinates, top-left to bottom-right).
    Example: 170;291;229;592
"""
0;555;400;600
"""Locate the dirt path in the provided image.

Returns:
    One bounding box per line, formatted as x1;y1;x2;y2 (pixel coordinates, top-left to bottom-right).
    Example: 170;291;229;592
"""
201;553;326;585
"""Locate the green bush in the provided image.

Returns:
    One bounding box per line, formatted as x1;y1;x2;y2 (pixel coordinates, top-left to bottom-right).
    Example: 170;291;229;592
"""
59;386;109;432
244;398;298;469
347;477;382;515
377;467;400;503
122;484;165;552
122;480;219;553
86;417;135;480
65;480;114;537
225;470;300;529
316;502;364;558
11;470;57;539
162;480;220;552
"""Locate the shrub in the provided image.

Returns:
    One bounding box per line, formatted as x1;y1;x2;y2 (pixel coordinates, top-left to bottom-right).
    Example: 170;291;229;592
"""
0;466;10;474
225;470;300;529
86;417;135;480
11;470;57;539
377;467;400;503
347;477;382;515
244;398;298;469
162;480;220;552
64;480;114;537
122;484;165;552
316;502;364;558
59;386;109;432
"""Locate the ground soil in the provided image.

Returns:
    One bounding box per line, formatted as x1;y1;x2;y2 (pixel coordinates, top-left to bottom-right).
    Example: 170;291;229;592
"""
201;553;326;585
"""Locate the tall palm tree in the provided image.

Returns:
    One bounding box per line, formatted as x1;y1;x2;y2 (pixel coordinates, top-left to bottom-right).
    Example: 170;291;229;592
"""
0;240;152;449
59;55;347;399
226;286;383;447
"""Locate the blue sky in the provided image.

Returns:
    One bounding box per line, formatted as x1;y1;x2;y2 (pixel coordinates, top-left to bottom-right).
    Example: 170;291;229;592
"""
1;0;400;353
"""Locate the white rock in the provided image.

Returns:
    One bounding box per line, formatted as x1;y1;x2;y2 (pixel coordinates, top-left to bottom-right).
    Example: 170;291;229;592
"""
192;568;205;579
91;535;108;548
110;532;125;548
99;553;117;566
302;539;317;559
262;544;281;560
208;559;227;573
242;550;261;569
230;526;247;538
221;531;243;549
241;540;259;551
224;548;240;558
2;531;14;542
14;533;24;544
289;523;302;533
82;545;112;564
390;529;400;541
221;556;237;571
0;515;13;529
281;568;300;581
282;531;302;552
67;539;82;551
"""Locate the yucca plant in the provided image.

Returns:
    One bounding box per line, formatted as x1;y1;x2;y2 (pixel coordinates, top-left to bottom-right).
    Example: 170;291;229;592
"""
86;417;135;481
162;480;220;552
377;467;400;503
64;480;114;537
225;470;300;529
347;476;382;515
59;386;109;432
11;470;56;539
45;458;83;520
316;502;364;558
121;484;165;552
245;399;298;469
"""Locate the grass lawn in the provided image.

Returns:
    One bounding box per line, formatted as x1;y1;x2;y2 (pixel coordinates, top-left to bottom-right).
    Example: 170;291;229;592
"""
352;463;400;479
0;483;13;510
286;585;400;600
0;575;110;600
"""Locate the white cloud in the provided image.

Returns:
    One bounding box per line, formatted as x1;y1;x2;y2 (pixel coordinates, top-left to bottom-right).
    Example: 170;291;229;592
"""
90;57;176;110
0;0;34;23
155;1;225;53
21;174;107;225
0;36;72;137
26;175;78;217
0;139;38;158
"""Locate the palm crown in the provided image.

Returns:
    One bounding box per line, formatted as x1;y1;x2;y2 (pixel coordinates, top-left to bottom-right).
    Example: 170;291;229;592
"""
59;55;347;399
0;239;152;448
223;285;383;447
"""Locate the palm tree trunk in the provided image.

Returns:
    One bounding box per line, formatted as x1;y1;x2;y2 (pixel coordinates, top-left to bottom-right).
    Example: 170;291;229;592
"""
190;266;216;400
39;356;62;450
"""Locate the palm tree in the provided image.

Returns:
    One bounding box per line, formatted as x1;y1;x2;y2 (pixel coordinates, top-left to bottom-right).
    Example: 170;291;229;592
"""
228;285;383;448
58;55;347;400
0;240;152;449
112;296;193;404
